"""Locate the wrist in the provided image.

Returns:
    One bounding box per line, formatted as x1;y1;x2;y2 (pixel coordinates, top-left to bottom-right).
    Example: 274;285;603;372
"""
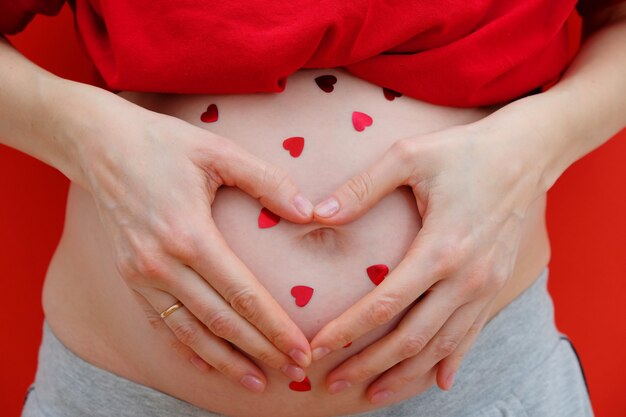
469;89;580;198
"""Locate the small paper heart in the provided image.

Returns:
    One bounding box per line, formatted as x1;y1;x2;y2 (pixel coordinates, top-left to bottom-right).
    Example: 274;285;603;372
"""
282;137;305;158
291;285;314;307
315;75;337;93
289;376;312;392
367;264;389;286
258;208;280;228
352;111;373;132
200;104;219;123
383;87;402;101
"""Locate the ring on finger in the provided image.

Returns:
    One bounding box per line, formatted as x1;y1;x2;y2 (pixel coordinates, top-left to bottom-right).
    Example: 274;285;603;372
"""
160;301;184;319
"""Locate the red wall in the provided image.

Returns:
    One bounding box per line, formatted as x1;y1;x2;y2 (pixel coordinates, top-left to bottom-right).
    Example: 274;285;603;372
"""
1;5;625;417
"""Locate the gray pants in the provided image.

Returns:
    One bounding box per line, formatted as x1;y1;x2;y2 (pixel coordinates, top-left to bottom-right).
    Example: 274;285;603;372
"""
21;267;593;417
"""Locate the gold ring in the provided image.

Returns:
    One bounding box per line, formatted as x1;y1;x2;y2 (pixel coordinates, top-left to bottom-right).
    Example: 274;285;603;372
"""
160;302;183;319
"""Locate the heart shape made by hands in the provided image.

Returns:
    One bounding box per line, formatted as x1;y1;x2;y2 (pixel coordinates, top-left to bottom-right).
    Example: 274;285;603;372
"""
258;208;280;229
383;87;402;101
367;264;389;286
289;376;312;392
315;75;337;93
290;285;314;307
200;104;219;123
282;136;305;158
352;111;373;132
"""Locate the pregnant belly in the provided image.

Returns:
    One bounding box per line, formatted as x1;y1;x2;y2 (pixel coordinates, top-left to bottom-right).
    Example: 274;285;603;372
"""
42;68;548;417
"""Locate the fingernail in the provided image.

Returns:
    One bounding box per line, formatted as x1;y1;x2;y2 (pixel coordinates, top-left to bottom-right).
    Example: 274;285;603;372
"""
240;375;265;393
289;349;310;368
328;380;351;394
281;364;306;382
314;198;339;218
293;194;313;217
312;347;331;361
190;355;210;372
371;390;393;404
444;371;456;390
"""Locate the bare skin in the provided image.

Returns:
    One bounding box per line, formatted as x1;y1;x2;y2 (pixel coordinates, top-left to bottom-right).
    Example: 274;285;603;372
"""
42;68;550;417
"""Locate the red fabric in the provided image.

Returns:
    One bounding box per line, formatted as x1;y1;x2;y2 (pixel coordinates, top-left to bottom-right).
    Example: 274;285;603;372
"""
1;1;625;107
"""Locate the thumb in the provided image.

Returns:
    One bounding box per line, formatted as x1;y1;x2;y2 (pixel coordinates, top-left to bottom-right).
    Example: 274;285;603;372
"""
213;142;314;223
312;139;416;224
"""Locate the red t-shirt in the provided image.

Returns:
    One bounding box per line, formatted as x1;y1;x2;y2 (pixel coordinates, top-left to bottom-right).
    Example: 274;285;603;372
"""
1;0;624;107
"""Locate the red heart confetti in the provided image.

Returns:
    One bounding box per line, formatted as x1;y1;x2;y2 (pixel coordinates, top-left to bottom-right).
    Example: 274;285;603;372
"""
367;264;389;286
258;208;280;229
315;75;337;93
352;111;373;132
343;342;352;348
282;136;305;158
383;87;402;101
200;104;219;123
289;376;312;392
291;285;314;307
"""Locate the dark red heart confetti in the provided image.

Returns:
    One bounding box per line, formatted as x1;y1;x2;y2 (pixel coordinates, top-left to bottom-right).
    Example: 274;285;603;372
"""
200;104;219;123
289;376;312;391
315;75;337;93
383;87;402;101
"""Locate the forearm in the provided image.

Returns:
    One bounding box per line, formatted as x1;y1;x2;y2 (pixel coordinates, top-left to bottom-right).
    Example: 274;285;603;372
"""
0;36;116;187
473;13;626;195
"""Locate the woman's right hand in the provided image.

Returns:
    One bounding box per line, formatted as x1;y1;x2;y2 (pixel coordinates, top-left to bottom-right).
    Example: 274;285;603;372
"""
62;84;314;392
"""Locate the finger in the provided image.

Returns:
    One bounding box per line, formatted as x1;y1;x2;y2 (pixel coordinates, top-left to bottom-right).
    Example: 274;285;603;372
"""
436;301;494;391
312;138;417;223
214;140;313;221
365;298;488;405
143;287;269;393
163;261;307;382
188;220;312;368
310;229;448;360
323;286;458;394
130;289;211;372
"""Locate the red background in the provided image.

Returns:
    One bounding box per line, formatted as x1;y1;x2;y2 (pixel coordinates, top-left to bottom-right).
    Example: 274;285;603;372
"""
1;5;625;416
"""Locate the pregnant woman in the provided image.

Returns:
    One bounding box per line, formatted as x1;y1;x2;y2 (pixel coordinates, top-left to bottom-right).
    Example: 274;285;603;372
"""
2;1;625;416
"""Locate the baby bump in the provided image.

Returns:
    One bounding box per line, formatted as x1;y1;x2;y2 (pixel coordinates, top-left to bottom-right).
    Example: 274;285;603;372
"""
130;67;495;339
44;68;505;416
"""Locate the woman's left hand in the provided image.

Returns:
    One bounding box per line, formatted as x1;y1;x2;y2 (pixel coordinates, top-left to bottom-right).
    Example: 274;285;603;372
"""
308;113;550;404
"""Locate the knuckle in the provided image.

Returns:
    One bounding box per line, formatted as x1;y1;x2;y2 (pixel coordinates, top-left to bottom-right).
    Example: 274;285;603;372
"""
365;293;403;327
391;139;418;165
163;227;199;263
399;333;429;358
255;349;282;368
431;238;467;277
214;358;239;378
261;165;291;197
352;365;378;382
344;171;374;206
144;309;165;330
134;249;167;279
396;372;417;387
114;255;140;283
203;310;239;341
463;271;487;294
434;336;460;358
229;288;260;321
490;268;510;291
172;321;201;347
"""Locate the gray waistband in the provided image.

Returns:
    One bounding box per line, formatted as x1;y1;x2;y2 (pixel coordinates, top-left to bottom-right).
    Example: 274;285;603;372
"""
26;267;558;417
